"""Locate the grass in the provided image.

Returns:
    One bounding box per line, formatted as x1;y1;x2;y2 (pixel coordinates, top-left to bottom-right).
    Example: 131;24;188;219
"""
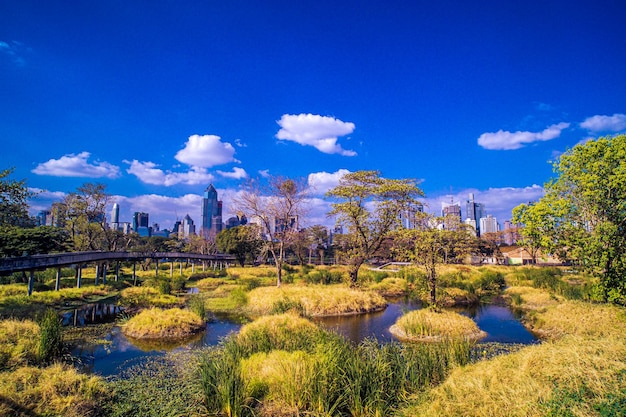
0;363;107;417
121;307;205;339
245;284;387;317
118;286;182;308
198;313;472;416
0;318;40;370
391;308;486;342
399;269;626;417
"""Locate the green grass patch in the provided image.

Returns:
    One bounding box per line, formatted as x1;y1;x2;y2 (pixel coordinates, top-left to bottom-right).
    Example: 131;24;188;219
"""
121;307;205;340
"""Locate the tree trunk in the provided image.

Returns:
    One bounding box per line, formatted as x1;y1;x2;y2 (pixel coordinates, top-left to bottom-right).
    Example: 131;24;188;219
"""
348;261;362;287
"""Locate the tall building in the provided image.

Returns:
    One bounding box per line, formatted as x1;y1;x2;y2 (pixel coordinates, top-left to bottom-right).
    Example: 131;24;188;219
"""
180;214;196;239
110;203;120;230
201;184;223;236
466;193;485;235
480;215;499;234
132;212;149;232
399;203;424;229
442;200;462;220
36;210;52;226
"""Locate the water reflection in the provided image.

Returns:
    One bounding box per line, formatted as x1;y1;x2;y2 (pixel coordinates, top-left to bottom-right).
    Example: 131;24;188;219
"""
61;303;123;326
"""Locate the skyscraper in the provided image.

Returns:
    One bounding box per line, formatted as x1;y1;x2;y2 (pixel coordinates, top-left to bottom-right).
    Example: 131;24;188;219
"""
466;193;485;235
132;212;149;232
201;184;223;236
111;203;120;230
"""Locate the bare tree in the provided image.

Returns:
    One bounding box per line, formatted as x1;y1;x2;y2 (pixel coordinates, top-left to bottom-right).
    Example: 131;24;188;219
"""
233;176;309;286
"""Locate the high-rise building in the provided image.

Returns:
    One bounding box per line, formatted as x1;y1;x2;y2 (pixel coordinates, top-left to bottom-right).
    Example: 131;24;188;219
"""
201;184;223;236
110;203;120;230
180;214;196;239
466;193;485;235
399;203;424;229
132;212;149;232
36;210;52;226
480;215;499;234
442;201;462;220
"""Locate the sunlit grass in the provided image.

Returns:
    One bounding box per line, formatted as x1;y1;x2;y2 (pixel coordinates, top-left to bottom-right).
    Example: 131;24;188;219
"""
118;286;181;308
246;284;387;317
400;277;626;416
121;307;205;339
391;309;486;342
0;318;40;370
368;277;409;296
0;363;107;417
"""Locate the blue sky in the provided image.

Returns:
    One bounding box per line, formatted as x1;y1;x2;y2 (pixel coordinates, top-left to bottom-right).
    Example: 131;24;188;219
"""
2;0;626;230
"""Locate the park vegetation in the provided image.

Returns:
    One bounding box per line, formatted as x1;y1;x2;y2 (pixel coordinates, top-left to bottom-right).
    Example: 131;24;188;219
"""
1;135;626;415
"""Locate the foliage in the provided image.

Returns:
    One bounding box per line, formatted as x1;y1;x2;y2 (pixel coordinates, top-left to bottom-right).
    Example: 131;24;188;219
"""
52;182;114;251
234;176;309;287
0;319;40;370
513;134;626;303
326;170;424;285
216;225;263;267
121;307;205;339
0;167;34;227
393;214;475;304
0;225;71;257
198;314;471;416
118;286;180;308
0;363;107;417
187;293;207;319
37;308;63;362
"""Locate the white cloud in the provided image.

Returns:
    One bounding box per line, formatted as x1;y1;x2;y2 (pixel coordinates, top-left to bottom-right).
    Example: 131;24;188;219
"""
125;160;214;186
217;167;248;179
32;152;121;178
0;40;27;66
580;113;626;133
115;193;203;227
307;169;351;195
477;123;570;150
276;114;357;156
175;134;237;168
258;169;271;178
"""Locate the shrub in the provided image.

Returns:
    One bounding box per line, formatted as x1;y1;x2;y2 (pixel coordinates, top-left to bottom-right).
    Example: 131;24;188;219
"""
37;308;63;362
188;294;206;319
0;319;40;369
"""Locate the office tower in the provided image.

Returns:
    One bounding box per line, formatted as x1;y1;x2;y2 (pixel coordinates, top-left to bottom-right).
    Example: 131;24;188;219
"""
466;193;485;235
36;210;52;226
201;184;223;236
442;201;462;219
180;214;196;239
110;203;120;230
399;203;424;229
132;212;149;232
480;215;499;234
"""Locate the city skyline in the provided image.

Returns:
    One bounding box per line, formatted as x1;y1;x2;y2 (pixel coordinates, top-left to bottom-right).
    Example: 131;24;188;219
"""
3;1;625;229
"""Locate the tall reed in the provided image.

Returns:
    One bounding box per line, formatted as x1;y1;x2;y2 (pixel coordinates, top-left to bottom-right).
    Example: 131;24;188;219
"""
37;308;62;362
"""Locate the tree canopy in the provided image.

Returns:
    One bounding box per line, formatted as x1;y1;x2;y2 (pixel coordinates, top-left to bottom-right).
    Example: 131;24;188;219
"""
514;134;626;303
326;170;423;285
0;167;34;227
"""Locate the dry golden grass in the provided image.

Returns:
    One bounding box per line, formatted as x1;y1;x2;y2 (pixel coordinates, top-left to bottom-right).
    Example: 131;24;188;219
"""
0;363;106;417
227;266;277;279
403;333;626;417
246;284;387;316
401;277;626;417
0;319;40;369
391;309;486;342
368;277;408;297
121;307;205;339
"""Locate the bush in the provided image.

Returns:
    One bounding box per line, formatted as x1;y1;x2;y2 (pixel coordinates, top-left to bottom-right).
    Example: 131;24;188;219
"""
37;309;63;362
188;294;206;319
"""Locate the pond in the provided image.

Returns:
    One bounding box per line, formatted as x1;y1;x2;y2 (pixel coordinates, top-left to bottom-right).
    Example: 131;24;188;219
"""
68;298;537;377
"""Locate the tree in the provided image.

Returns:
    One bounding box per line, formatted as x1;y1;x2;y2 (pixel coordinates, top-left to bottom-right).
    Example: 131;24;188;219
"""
308;225;329;265
326;170;423;285
216;225;263;267
0;226;71;257
511;200;564;264
234;176;309;286
522;134;626;302
0;167;34;227
393;215;474;304
53;183;113;251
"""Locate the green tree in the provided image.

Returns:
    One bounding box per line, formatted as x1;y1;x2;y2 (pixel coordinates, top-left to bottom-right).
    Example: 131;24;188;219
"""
216;225;263;267
516;134;626;302
511;199;564;264
0;226;71;257
393;215;474;304
234;176;309;286
326;170;423;285
53;183;112;251
0;167;34;227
